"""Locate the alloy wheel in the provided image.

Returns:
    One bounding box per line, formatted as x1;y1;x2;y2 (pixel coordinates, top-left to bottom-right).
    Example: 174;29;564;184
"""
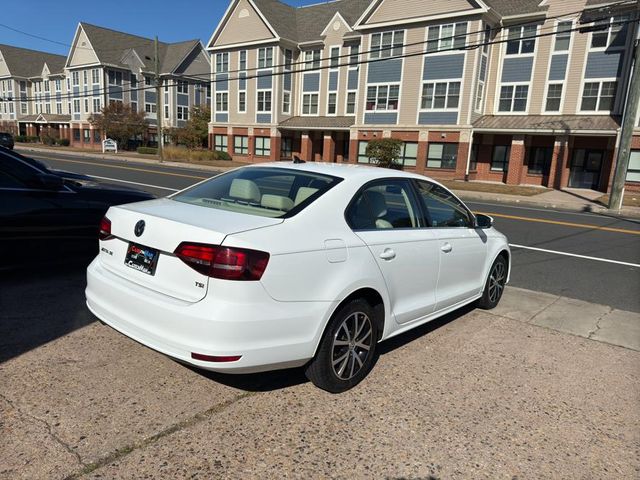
488;261;506;303
331;311;373;380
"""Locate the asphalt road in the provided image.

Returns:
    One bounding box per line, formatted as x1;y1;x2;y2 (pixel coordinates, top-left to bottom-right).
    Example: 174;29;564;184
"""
27;149;640;312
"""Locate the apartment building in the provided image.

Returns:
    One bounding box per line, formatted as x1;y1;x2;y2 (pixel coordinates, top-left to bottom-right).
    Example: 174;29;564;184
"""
0;44;69;138
207;0;640;193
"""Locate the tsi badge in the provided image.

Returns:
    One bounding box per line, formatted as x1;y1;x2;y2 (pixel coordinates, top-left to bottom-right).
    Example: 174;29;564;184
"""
134;220;145;237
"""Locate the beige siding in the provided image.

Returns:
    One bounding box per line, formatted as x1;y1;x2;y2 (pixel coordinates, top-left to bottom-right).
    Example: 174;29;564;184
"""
68;28;99;67
529;23;554;115
0;50;10;77
398;26;423;126
215;0;274;47
367;0;476;25
318;18;352;117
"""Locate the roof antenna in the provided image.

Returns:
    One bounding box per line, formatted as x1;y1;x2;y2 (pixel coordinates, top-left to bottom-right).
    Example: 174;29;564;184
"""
293;155;305;164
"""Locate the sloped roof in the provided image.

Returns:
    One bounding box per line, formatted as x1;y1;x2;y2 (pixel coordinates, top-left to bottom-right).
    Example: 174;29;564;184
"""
473;115;621;132
483;0;547;17
279;116;355;129
0;44;67;78
79;23;206;74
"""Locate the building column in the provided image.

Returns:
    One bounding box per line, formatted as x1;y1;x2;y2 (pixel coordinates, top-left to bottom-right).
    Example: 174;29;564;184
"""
455;142;469;180
322;133;336;162
505;135;526;185
557;136;571;189
208;133;213;151
269;136;281;162
300;132;313;161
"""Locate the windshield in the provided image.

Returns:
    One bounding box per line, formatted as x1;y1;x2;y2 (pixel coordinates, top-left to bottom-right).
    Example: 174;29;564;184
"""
172;167;342;218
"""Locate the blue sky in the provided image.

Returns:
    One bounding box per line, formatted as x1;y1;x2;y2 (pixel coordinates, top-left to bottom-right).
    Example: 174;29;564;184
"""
1;0;322;55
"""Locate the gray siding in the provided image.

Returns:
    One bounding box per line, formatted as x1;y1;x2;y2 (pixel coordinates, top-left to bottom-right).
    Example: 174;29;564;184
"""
423;54;465;80
328;71;338;91
215;113;228;122
364;112;398;124
584;51;624;79
548;54;568;81
418;111;458;125
303;72;320;92
256;113;271;123
257;70;272;89
348;69;359;90
215;73;229;91
368;58;402;83
501;57;534;83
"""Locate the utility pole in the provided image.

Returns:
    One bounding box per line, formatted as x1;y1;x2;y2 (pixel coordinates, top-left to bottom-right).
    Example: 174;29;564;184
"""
154;36;164;162
609;38;640;210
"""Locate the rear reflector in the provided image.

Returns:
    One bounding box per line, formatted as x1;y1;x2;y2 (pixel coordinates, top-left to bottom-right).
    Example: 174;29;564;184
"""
174;242;269;280
99;216;114;241
191;352;242;363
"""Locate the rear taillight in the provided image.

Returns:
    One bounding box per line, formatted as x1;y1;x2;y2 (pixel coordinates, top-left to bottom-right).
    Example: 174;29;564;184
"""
174;242;269;280
99;216;114;240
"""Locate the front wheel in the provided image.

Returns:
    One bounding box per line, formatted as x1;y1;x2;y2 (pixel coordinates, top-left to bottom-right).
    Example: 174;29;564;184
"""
305;299;380;393
478;255;508;309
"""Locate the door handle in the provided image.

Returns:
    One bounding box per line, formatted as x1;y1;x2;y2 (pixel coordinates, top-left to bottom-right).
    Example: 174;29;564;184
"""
379;248;396;260
440;243;453;253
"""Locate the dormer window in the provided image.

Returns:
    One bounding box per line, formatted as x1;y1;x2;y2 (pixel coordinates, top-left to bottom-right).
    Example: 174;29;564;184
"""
370;30;403;59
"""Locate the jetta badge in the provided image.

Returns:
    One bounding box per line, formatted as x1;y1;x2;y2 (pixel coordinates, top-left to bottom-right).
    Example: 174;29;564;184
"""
134;220;145;237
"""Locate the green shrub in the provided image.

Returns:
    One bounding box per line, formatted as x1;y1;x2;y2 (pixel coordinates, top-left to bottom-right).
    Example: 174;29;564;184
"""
137;147;158;155
56;138;70;146
365;138;404;169
42;135;56;146
28;136;39;143
215;150;232;161
14;135;27;143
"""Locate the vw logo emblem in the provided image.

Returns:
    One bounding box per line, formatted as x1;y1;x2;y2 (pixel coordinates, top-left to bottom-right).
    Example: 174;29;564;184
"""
134;220;145;237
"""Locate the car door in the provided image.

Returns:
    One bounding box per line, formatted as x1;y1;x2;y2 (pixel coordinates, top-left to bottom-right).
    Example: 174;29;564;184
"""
346;178;440;325
413;180;487;311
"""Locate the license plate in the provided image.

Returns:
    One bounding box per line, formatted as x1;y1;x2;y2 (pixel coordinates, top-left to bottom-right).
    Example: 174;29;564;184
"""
124;243;159;276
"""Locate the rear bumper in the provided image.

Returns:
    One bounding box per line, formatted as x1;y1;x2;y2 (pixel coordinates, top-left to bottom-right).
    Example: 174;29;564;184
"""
86;258;334;373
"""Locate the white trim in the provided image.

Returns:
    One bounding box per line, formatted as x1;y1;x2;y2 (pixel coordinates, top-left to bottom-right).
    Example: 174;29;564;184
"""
255;89;272;120
368;29;405;60
509;244;640;268
320;11;353;37
541;18;574;115
495;82;532;115
326;92;338;117
354;2;486;30
208;38;279;52
576;77;620;114
237;90;246;113
344;90;357;116
300;92;320;116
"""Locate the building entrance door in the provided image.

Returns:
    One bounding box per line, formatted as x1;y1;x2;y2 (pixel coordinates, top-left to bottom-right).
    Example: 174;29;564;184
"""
569;149;603;190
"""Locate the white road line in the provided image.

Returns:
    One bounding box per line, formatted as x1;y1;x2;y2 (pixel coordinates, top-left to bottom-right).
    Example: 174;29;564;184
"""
510;243;640;268
465;200;615;219
89;175;179;192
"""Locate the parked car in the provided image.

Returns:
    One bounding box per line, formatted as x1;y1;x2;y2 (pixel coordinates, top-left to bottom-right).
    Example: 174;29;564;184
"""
0;132;14;149
86;163;510;392
0;146;155;269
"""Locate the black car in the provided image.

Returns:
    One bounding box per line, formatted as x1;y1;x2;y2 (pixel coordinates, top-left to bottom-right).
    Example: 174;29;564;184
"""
0;146;155;269
0;132;14;149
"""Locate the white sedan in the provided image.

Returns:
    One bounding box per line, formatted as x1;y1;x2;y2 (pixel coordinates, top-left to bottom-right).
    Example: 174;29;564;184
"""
86;162;509;393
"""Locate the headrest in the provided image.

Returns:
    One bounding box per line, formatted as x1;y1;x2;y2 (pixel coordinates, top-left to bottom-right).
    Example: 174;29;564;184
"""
294;187;318;205
261;194;294;211
229;179;261;203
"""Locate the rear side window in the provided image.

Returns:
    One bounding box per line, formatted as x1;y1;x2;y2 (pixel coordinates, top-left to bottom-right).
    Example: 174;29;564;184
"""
172;167;341;218
415;180;472;227
346;179;420;230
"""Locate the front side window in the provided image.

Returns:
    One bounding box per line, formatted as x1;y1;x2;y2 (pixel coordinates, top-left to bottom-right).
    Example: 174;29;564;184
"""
302;93;319;115
257;91;271;112
506;25;537;55
415;181;471;228
545;84;563;111
421;81;460;110
255;137;270;156
499;85;529;112
427;143;458;169
346;180;419;230
173;167;340;218
426;22;467;53
491;145;510;172
370;30;404;59
214;134;227;152
581;81;617;111
366;84;400;111
258;47;273;68
234;135;248;155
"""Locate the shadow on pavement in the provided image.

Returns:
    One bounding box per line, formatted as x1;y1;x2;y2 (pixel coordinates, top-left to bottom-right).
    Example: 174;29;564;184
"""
191;303;474;393
0;259;95;363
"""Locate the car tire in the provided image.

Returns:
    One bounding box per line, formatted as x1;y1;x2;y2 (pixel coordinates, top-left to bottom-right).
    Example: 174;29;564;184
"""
305;298;380;393
478;255;508;310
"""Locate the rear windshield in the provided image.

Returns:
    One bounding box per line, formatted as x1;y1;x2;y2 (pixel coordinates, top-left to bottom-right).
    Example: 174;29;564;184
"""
172;167;342;218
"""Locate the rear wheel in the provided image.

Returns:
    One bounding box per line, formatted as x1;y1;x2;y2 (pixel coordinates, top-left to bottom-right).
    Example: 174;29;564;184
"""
305;299;379;393
478;255;508;310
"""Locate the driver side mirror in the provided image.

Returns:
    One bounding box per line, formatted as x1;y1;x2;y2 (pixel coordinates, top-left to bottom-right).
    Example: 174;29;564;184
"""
474;213;493;229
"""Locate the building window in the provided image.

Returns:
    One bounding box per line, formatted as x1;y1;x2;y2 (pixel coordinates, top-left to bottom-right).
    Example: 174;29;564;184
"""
108;70;122;86
46;104;51;114
527;146;552;175
627;151;640;182
238;91;246;113
327;93;337;115
302;93;318;115
421;81;460;109
255;136;270;156
72;71;79;86
144;76;152;86
215;52;229;73
506;25;537;55
427;143;458;169
581;81;617;111
346;91;356;114
281;137;293;158
399;142;418;167
304;50;321;70
73;129;80;141
145;103;157;114
216;92;228;112
56;103;62;114
284;49;292;70
357;141;370;163
329;46;340;68
73;99;80;113
83;71;88;85
491;145;510;172
469;143;479;171
239;50;247;71
163;105;168;118
55;79;61;91
366;84;400;111
349;44;359;67
83;129;90;142
426;22;467;53
554;21;573;52
177;81;189;94
499;85;529;112
591;15;629;49
214;134;228;152
93;98;101;112
258;47;273;68
92;68;100;84
257;91;271;112
545;84;563;111
177;105;188;120
370;30;404;59
282;91;290;114
234;135;248;155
